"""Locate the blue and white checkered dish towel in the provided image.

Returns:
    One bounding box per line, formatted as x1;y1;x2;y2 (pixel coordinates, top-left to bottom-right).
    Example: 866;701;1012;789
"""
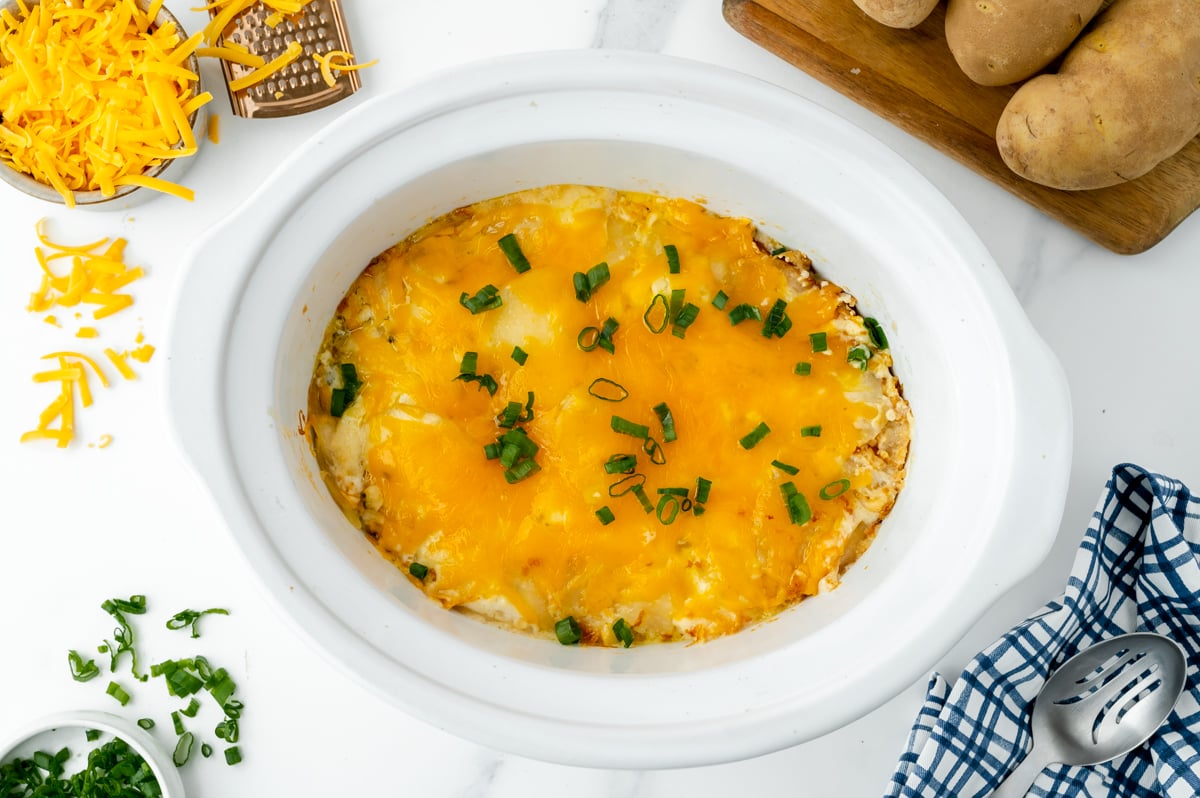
886;463;1200;798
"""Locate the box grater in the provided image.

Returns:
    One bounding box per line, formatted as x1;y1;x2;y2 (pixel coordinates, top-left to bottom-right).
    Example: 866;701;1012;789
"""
209;0;360;119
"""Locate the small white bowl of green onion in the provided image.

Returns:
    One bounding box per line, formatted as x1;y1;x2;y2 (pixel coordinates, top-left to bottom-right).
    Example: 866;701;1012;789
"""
0;710;184;797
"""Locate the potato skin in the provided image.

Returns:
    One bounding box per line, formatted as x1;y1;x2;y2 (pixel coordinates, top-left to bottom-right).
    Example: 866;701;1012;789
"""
945;0;1104;86
852;0;940;29
996;0;1200;190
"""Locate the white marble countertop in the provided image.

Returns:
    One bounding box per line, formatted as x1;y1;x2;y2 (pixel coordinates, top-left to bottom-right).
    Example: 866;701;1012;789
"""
1;2;1197;796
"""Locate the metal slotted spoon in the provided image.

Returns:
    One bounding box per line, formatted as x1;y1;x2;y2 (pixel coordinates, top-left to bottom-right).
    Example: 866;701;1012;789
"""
992;632;1188;798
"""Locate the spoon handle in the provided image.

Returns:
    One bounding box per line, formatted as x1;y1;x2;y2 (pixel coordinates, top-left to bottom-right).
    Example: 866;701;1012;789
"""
990;746;1056;798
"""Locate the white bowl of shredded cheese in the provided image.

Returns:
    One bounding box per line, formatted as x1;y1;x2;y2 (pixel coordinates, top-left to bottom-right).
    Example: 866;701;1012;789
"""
0;0;208;209
166;51;1073;768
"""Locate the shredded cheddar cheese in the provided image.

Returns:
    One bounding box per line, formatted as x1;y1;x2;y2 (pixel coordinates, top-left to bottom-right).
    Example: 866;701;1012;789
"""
313;50;379;88
0;0;209;205
207;114;220;145
22;221;154;449
27;220;143;322
227;40;303;92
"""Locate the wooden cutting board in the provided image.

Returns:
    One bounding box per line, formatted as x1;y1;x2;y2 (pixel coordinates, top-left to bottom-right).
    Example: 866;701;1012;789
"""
723;0;1200;254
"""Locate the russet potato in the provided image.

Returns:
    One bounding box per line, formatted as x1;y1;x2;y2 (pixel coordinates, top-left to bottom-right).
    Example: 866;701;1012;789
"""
852;0;940;29
996;0;1200;190
945;0;1105;86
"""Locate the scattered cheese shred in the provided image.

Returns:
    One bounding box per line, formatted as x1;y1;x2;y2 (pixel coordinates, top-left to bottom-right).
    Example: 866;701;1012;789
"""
77;327;99;338
104;347;138;381
129;344;156;363
0;0;210;205
200;0;309;45
98;434;114;448
208;113;220;145
28;220;143;321
44;315;59;327
227;39;303;92
313;49;379;88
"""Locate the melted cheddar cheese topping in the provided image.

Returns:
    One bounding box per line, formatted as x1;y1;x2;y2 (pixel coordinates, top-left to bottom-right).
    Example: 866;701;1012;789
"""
309;186;911;646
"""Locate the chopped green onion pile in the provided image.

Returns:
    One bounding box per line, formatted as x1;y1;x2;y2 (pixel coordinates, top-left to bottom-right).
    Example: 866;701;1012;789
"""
0;734;163;798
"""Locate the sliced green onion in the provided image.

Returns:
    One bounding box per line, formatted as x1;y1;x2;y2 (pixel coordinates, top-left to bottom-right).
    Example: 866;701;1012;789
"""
572;271;591;302
652;402;677;442
630;483;654;513
771;460;800;475
459;351;478;375
497;401;524;429
409;562;429;580
656;494;681;524
483;442;501;460
588;378;628;402
137;718;155;730
201;743;213;758
671;302;700;338
780;482;813;525
809;331;828;353
761;299;792;338
695;476;712;504
739;422;771;449
770;245;789;256
712;290;729;310
166;607;229;639
847;344;872;370
642;436;666;465
728;303;762;325
497;233;531;273
596;506;616;525
794;361;812;376
801;425;822;437
608;473;647;497
171;711;186;736
604;454;638;474
864;317;889;350
613;618;634;648
106;681;130;706
664;244;680;274
328;363;363;418
85;729;101;742
656;487;690;496
555;616;582;645
819;479;852;500
67;649;99;682
573;262;611;302
181;698;201;718
588;262;611;291
224;746;242;766
455;371;498;396
611;415;650;439
504;458;542;484
511;346;529;365
578;326;600;351
597;317;619;354
643;293;669;333
459;284;503;314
